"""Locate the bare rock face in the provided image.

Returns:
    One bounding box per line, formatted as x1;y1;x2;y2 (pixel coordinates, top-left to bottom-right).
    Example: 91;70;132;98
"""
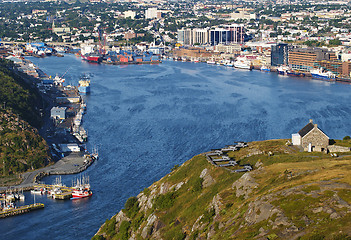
141;214;158;239
159;182;170;195
200;168;215;188
115;211;130;231
232;172;258;199
137;185;158;213
244;200;275;225
170;181;185;191
210;194;223;215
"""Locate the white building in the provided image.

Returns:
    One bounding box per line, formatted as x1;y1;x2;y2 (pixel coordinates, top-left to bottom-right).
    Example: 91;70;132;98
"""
124;10;136;20
145;8;159;19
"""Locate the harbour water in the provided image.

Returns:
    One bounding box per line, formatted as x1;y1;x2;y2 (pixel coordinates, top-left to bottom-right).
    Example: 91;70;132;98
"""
2;54;351;239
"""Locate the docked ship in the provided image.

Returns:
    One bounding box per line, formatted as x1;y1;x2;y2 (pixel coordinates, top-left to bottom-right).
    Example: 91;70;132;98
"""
277;65;289;75
71;176;92;199
78;79;90;94
260;65;271;72
81;54;102;63
310;68;336;80
234;56;252;70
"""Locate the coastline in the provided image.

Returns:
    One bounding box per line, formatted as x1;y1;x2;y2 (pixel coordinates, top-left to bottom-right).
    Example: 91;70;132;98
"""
0;56;96;192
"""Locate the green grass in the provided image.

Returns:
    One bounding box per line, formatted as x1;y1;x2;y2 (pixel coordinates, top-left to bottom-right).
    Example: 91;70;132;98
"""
338;189;351;204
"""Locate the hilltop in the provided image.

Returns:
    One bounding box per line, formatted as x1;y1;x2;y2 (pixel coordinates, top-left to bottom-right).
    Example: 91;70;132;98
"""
93;139;351;240
0;59;51;185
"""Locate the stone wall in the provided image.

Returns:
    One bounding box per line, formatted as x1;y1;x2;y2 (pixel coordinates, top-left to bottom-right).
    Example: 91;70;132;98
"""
301;127;329;149
327;145;351;153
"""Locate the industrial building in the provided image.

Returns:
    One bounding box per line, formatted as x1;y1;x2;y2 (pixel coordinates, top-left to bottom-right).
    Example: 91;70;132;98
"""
51;106;67;120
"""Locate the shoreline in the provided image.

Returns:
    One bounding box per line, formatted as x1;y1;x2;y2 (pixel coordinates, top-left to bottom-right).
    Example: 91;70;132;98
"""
0;56;96;192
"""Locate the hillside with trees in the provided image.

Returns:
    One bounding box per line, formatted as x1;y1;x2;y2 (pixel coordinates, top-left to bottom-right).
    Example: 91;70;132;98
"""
0;59;51;185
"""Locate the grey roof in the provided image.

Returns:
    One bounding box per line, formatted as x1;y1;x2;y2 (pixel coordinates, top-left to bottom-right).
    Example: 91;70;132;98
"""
298;122;314;137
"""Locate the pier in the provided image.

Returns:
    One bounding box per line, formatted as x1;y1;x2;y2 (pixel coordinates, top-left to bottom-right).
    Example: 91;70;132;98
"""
0;203;44;218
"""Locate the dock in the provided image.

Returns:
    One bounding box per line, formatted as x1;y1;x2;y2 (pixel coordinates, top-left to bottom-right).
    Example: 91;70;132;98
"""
0;203;44;218
53;192;72;200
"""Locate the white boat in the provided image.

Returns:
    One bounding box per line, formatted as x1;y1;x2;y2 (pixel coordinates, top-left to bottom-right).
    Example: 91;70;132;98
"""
310;68;336;80
206;60;216;64
48;188;62;198
31;187;46;194
224;60;234;67
277;65;289;75
234;56;252;70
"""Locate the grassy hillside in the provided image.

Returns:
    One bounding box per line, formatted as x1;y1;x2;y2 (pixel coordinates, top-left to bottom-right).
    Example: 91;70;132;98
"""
94;139;351;240
0;59;50;184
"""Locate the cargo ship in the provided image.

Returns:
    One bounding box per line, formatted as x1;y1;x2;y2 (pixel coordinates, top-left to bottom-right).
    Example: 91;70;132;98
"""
310;68;336;80
78;79;90;94
81;54;102;63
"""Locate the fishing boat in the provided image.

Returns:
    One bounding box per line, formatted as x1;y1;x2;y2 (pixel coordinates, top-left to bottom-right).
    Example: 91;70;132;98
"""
71;187;92;199
71;176;92;199
31;188;46;195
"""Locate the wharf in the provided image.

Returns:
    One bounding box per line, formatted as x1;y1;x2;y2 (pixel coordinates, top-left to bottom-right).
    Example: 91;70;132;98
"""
53;192;72;200
0;203;44;218
103;60;161;65
34;184;73;200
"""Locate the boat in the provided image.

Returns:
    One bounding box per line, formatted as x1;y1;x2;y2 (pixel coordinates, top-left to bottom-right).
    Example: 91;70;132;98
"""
78;79;90;94
223;60;234;67
260;65;271;72
234;56;252;70
48;188;62;198
206;60;216;65
31;188;46;195
277;65;289;75
71;176;92;199
81;54;102;63
71;187;92;199
287;69;305;77
310;68;336;80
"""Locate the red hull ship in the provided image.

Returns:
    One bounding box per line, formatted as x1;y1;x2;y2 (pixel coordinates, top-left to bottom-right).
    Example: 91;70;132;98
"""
81;54;102;63
71;175;93;199
72;188;92;199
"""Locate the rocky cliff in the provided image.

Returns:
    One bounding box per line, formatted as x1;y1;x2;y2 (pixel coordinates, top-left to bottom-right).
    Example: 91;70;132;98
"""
93;140;351;240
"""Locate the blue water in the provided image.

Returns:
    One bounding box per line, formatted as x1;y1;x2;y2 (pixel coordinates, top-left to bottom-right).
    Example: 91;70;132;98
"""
2;55;351;240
